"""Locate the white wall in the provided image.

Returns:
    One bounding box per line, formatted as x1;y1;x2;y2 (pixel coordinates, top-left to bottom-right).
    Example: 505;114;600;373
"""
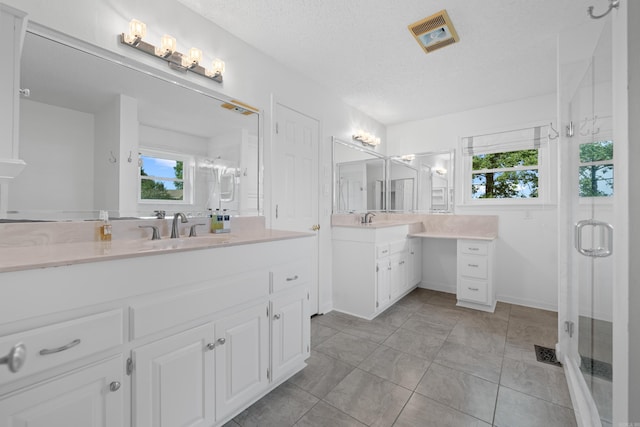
13;99;94;216
7;0;385;314
388;94;560;310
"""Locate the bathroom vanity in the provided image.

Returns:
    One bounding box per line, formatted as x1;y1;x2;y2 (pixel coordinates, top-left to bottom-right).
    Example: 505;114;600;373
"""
0;226;313;427
332;214;498;318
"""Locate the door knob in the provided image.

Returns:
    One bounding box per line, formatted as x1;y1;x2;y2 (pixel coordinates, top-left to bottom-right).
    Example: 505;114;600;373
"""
0;343;26;373
311;224;320;231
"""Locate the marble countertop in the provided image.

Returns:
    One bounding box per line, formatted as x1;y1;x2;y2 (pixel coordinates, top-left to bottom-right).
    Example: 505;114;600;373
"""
0;229;313;273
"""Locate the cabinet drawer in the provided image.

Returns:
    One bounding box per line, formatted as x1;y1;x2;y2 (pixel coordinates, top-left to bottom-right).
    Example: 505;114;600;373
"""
389;240;406;255
130;271;269;339
376;244;390;258
0;309;123;383
458;278;488;304
459;241;488;256
271;260;310;293
458;255;488;279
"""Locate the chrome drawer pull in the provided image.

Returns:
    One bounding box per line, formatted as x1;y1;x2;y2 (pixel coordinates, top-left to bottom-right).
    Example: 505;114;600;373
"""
274;313;281;320
39;339;81;356
286;275;299;282
468;287;479;291
0;343;27;373
468;247;479;251
109;381;121;392
467;264;479;268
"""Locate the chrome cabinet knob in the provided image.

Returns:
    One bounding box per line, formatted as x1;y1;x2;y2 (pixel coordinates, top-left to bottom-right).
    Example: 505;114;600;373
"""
273;314;281;320
206;343;216;351
109;381;121;392
0;343;27;373
216;338;226;346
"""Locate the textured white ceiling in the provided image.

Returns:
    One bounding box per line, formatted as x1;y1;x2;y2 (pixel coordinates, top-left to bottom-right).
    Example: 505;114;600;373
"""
177;0;596;125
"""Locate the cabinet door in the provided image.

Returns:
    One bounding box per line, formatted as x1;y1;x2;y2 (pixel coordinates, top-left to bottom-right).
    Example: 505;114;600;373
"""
408;238;422;287
0;356;123;427
133;324;215;427
215;302;269;421
271;286;310;381
376;258;391;312
390;253;407;299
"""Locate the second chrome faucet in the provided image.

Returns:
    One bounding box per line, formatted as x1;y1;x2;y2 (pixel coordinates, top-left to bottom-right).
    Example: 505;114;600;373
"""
171;212;189;238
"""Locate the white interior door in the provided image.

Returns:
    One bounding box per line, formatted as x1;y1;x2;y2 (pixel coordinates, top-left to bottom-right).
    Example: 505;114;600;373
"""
273;102;319;315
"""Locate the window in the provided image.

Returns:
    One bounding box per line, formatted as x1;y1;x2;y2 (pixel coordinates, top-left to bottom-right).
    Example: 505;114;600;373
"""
138;149;193;203
462;125;549;204
578;140;613;197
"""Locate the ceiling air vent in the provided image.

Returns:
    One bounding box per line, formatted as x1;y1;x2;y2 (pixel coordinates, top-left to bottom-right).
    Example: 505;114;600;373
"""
408;9;459;54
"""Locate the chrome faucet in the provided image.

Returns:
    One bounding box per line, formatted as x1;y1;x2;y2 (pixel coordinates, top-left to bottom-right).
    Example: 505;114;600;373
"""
362;212;376;224
171;212;188;238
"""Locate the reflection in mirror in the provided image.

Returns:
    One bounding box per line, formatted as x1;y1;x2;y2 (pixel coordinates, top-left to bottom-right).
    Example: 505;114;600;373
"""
389;150;454;213
332;138;385;213
388;159;417;212
9;28;261;221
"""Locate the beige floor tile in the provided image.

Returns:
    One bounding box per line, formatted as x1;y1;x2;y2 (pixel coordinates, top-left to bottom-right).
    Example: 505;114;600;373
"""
288;351;354;399
394;392;491;427
315;332;379;366
415;363;498;423
294;401;365;427
323;369;411;427
233;382;318;427
494;386;576;427
358;345;430;389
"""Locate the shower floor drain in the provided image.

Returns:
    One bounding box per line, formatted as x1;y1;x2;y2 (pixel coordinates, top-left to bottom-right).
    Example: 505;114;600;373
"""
534;345;562;367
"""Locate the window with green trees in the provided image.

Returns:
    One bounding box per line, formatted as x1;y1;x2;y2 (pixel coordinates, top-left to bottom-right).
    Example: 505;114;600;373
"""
578;140;613;197
138;150;190;202
471;149;539;199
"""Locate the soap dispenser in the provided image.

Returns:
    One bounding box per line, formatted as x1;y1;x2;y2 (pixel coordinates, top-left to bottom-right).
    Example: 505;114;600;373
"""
99;210;112;241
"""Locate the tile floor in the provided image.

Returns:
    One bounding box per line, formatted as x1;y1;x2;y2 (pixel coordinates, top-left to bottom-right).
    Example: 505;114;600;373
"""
228;289;576;427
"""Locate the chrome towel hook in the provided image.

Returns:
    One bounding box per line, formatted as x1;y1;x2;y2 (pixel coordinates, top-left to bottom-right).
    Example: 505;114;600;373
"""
588;0;619;19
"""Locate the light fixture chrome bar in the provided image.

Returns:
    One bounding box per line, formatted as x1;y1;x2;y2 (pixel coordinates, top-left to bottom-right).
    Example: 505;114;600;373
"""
120;34;223;83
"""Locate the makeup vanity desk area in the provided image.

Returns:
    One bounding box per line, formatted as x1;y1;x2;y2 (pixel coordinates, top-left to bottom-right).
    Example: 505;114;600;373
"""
331;214;498;318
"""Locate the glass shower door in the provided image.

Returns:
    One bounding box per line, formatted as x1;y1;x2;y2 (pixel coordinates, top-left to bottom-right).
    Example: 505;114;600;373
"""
560;19;614;426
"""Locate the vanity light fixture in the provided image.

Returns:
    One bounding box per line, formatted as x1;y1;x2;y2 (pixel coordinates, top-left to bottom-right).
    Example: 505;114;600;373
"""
353;130;381;147
120;19;224;83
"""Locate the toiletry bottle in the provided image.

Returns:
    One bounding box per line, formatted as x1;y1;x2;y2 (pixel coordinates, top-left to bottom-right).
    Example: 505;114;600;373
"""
223;209;230;233
209;209;216;233
99;210;112;241
215;209;224;233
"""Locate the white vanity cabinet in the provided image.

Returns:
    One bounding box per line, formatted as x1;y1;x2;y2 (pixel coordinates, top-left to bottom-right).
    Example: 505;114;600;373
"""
269;259;311;382
0;235;312;427
214;302;270;421
0;356;124;427
333;225;418;319
456;239;496;312
407;237;422;288
133;324;215;427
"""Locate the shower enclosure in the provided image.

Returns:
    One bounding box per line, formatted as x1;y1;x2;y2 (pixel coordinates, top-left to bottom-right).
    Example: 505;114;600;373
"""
558;18;614;427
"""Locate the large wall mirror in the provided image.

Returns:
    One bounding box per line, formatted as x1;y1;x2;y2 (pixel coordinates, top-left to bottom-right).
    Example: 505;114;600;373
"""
332;138;386;213
389;151;454;212
332;137;454;214
8;26;262;221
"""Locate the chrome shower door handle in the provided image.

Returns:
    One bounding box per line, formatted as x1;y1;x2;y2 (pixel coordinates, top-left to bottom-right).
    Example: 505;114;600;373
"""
574;219;613;257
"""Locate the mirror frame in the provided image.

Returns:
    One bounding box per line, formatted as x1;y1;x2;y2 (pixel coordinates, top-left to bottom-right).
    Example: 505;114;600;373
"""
9;22;263;221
